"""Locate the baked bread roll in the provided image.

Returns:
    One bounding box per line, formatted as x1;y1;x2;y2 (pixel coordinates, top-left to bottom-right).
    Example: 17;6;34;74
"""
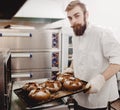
22;82;38;92
63;77;83;91
28;87;51;101
39;80;62;93
57;73;74;83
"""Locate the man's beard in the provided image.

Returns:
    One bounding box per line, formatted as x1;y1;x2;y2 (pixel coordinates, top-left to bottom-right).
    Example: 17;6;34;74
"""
72;23;86;36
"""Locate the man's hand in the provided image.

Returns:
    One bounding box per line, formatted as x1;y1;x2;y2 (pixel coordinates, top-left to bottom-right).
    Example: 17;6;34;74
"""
85;74;105;94
63;67;74;74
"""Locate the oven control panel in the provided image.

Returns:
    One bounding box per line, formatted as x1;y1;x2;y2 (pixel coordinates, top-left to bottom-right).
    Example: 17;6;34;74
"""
52;52;59;67
52;32;59;48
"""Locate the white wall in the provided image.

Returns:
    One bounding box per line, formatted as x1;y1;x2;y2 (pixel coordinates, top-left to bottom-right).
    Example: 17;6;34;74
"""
84;0;120;27
83;0;120;42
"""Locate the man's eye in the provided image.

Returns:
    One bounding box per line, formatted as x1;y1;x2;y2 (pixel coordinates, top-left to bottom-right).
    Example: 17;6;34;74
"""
68;17;72;21
75;15;80;18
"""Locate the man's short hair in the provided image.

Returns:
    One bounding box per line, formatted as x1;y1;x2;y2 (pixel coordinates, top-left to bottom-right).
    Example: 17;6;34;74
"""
65;0;87;14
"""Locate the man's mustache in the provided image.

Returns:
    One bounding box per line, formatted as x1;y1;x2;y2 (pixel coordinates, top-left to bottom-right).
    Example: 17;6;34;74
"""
71;23;81;28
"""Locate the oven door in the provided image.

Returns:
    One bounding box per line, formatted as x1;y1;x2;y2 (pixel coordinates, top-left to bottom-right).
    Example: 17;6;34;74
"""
0;50;12;110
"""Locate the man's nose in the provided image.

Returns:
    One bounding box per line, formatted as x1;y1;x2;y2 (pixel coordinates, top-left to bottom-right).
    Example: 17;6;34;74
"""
71;18;77;26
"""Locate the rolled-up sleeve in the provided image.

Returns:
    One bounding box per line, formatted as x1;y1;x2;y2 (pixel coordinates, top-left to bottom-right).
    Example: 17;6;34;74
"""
101;30;120;64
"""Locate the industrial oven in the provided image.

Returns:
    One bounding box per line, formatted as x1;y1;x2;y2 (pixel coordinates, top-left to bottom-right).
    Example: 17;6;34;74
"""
0;23;62;81
0;22;71;110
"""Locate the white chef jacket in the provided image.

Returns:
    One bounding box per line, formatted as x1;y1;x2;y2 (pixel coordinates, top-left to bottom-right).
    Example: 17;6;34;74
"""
72;24;120;108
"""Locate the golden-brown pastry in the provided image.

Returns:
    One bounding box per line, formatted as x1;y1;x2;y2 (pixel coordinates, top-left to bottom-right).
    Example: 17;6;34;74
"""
28;87;51;101
57;73;74;83
39;80;62;93
63;77;83;91
22;82;38;92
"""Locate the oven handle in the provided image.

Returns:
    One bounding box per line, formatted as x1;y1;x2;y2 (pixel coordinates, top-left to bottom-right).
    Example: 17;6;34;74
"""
4;83;12;97
11;53;32;58
11;72;32;78
0;33;32;37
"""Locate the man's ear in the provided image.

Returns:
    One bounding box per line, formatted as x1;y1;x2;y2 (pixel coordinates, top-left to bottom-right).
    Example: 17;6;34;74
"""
85;11;89;20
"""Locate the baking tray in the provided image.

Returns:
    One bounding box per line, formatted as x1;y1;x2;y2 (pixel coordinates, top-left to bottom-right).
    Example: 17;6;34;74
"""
14;80;89;108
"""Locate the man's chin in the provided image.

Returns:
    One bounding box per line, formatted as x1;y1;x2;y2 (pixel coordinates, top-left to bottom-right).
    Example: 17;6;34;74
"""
73;29;85;36
73;24;86;36
74;31;83;36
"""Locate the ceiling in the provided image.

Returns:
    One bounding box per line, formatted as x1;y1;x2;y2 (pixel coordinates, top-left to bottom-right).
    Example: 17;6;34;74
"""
0;0;27;19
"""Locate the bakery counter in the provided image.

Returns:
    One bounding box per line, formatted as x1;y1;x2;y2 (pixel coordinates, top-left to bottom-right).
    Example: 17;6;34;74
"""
10;79;69;110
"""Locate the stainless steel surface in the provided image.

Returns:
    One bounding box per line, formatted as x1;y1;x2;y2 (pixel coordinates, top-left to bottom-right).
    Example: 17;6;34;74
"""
0;52;5;110
11;73;32;78
14;0;65;20
11;52;52;70
0;24;62;81
117;72;120;91
11;53;32;58
0;29;61;50
0;32;31;37
0;50;11;110
12;70;51;81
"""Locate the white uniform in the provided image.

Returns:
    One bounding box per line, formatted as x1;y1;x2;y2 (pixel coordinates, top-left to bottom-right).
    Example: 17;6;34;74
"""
72;24;120;108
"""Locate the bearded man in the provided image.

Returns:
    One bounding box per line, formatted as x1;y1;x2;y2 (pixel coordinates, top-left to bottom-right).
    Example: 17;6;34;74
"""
64;0;120;110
